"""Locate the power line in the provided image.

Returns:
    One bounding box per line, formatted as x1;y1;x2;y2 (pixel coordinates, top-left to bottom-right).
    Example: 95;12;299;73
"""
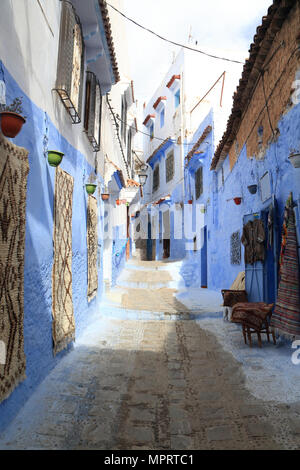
104;1;244;65
114;113;210;147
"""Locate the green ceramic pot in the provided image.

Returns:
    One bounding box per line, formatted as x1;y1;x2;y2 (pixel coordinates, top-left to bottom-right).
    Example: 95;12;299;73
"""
86;184;97;195
47;150;64;167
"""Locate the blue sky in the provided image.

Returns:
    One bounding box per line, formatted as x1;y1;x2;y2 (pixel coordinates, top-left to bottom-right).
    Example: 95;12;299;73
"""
122;0;272;103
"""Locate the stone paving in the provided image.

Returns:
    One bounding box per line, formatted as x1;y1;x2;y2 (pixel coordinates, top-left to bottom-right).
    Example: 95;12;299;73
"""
1;259;300;449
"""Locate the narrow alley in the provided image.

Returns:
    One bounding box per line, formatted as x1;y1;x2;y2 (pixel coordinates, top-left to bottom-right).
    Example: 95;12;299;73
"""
1;258;300;450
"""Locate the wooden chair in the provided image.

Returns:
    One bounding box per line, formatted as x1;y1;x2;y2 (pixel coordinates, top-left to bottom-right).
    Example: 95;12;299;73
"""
231;302;276;348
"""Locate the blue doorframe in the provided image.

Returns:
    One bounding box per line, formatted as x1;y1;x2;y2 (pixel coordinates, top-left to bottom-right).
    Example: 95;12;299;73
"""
147;215;152;260
244;196;279;303
201;225;208;288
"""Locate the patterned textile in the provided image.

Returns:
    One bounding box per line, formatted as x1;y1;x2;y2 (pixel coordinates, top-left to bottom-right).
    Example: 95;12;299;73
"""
278;193;293;277
271;202;300;336
87;195;98;302
52;167;75;354
231;302;274;330
0;134;29;403
222;290;248;308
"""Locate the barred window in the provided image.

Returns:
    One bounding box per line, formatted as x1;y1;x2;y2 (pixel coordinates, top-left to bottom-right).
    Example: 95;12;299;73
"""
153;165;159;192
165;150;174;183
127;127;132;168
121;94;127;144
195;166;203;200
55;1;84;123
84;71;102;151
230;231;241;265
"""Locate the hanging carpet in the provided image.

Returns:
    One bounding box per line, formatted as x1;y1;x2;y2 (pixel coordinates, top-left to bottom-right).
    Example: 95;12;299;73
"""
0;134;29;403
52;167;75;354
87;194;98;302
271;195;300;337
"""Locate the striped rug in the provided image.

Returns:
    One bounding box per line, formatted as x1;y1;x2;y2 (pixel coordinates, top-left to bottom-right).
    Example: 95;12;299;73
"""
271;208;300;337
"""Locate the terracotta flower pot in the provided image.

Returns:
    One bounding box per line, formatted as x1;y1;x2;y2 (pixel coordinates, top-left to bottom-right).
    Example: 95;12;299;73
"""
47;150;64;167
85;184;97;195
233;197;242;205
188;200;193;205
0;111;26;138
101;193;109;201
116;199;121;206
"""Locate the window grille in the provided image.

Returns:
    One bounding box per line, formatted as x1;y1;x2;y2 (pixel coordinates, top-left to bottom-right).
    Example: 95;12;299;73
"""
121;95;127;144
153;165;159;192
195;166;203;200
165;150;174;183
127;127;132;168
84;71;102;152
55;1;84;123
230;231;241;265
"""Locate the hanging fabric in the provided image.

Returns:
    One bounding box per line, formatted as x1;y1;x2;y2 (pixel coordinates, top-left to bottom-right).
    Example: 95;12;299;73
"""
271;194;300;337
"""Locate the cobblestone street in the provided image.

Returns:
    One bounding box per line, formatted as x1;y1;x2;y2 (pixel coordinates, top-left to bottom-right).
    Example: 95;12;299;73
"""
1;259;300;450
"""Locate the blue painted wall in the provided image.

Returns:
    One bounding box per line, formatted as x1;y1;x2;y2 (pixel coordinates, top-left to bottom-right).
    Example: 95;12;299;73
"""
0;63;105;432
111;225;128;287
207;102;300;293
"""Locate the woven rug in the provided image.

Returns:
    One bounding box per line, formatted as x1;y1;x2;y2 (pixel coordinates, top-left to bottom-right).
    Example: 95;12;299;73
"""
52;167;75;354
0;134;29;403
271;207;300;337
87;195;98;302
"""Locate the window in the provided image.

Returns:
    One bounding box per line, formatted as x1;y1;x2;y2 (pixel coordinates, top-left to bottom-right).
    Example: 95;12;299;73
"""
195;166;203;200
153;165;159;192
160;107;165;128
127;127;132;168
84;71;102;151
55;1;84;123
149;122;154;140
175;89;180;108
165;150;174;183
121;94;127;145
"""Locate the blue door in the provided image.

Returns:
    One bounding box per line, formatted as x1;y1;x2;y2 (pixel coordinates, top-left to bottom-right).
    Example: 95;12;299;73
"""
243;213;264;302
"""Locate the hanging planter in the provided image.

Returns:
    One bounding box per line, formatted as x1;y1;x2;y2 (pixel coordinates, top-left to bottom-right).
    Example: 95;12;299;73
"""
247;184;258;195
188;200;193;205
233;197;242;205
0;97;26;138
101;193;110;201
289;152;300;168
85;183;97;195
47;150;64;167
116;199;121;206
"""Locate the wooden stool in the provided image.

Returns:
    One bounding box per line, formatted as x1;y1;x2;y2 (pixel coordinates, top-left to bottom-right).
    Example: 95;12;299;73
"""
242;318;276;348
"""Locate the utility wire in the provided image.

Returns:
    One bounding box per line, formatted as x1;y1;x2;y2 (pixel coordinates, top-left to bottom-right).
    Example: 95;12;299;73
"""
114;113;210;147
104;1;244;65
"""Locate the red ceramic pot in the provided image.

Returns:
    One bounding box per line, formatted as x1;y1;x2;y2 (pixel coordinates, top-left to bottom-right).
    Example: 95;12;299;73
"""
233;197;242;205
188;200;193;205
0;112;26;138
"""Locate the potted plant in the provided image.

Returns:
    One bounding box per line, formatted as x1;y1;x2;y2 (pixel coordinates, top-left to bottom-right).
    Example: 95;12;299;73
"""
289;149;300;168
247;184;258;194
85;172;97;195
0;97;26;137
101;185;110;201
47;150;64;167
116;199;121;206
